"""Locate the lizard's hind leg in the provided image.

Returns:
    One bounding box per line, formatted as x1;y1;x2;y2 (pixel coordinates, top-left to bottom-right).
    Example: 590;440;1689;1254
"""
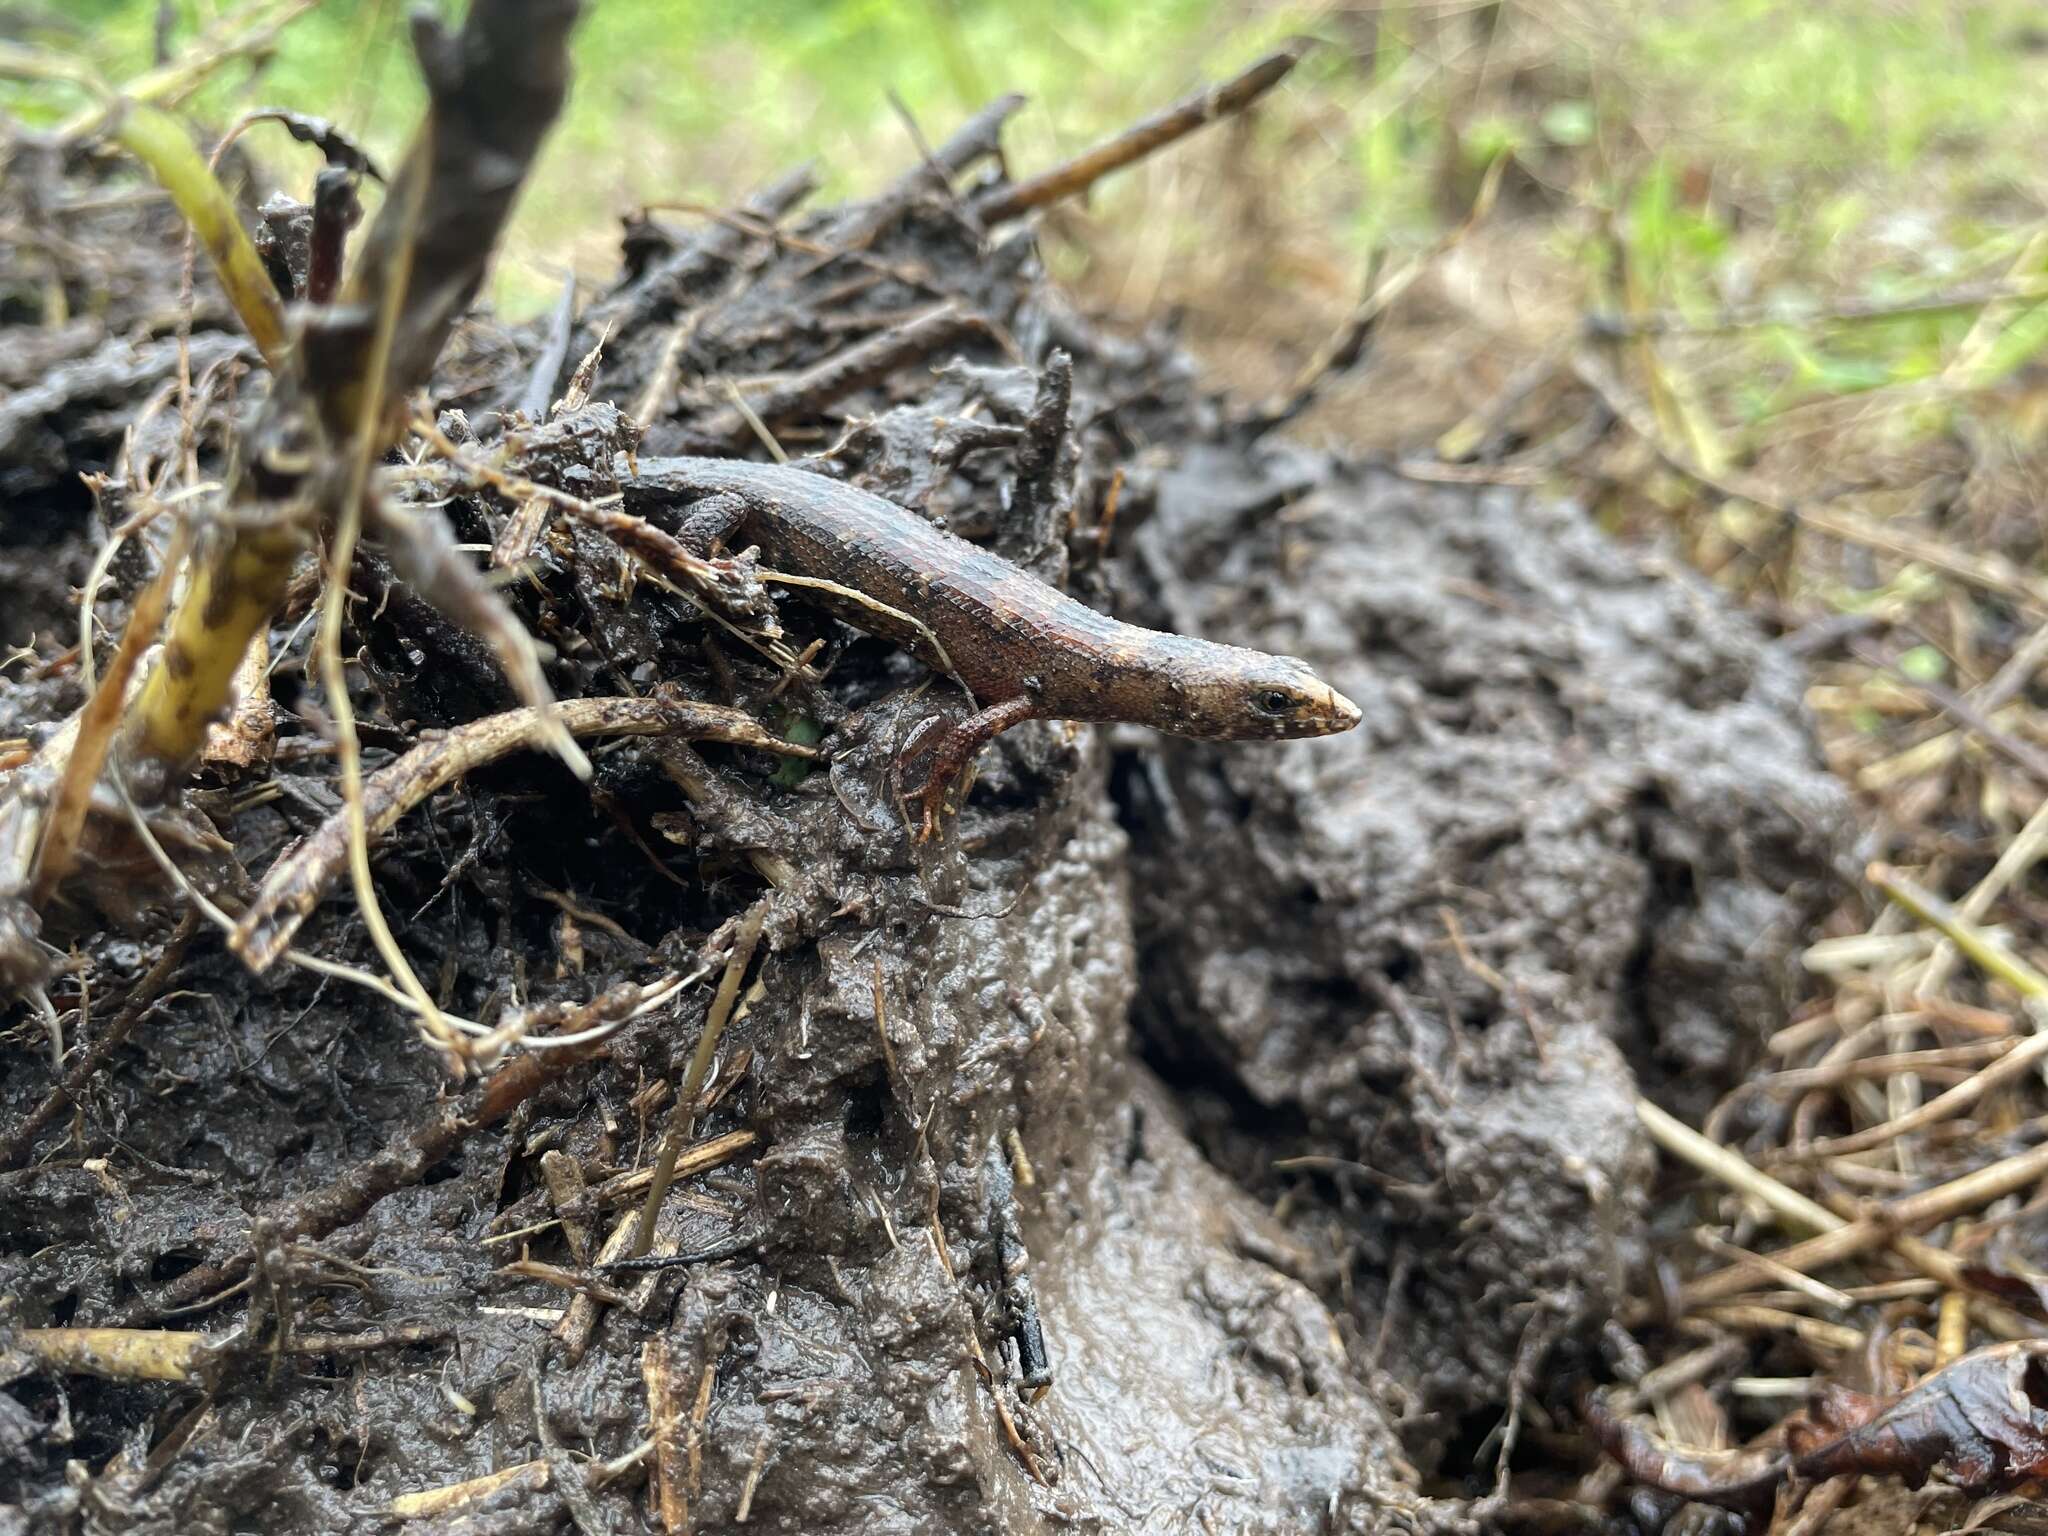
893;696;1037;841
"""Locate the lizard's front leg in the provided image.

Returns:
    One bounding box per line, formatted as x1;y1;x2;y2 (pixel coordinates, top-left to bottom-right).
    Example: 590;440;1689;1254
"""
672;491;751;557
897;695;1038;842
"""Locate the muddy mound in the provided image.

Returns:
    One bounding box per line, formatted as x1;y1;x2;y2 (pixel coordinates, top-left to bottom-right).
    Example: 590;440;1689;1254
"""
1119;442;1854;1466
0;22;1852;1533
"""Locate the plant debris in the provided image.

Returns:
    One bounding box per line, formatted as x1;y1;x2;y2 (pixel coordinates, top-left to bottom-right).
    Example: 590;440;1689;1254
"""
1585;1340;2048;1520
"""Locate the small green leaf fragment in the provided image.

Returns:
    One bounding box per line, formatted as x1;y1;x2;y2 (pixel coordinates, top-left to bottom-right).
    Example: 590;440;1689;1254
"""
1541;99;1595;146
772;714;823;788
1898;644;1947;684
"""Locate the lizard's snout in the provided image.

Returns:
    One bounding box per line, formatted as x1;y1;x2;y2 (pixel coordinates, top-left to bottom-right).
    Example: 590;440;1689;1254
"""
1324;686;1361;733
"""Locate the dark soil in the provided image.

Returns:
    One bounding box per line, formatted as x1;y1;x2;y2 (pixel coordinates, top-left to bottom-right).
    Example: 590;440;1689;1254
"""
1121;444;1854;1472
0;66;1852;1536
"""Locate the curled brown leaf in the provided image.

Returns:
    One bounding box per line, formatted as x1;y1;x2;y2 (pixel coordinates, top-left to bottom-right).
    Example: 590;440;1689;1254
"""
1584;1341;2048;1514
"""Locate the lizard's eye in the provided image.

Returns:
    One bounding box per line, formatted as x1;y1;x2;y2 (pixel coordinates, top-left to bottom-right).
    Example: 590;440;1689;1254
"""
1254;688;1298;716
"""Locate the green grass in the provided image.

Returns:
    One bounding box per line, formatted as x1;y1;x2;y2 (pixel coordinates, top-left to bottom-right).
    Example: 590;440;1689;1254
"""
23;0;1300;313
18;0;2048;416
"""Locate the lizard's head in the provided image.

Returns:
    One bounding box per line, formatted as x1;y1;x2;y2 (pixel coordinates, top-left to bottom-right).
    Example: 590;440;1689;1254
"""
1169;649;1362;741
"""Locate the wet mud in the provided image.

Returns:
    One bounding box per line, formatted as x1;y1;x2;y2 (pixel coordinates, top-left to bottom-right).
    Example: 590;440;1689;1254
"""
1119;444;1854;1472
1;80;1852;1536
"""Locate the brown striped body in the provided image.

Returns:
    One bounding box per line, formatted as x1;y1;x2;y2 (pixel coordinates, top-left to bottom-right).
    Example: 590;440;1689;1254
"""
622;456;1360;743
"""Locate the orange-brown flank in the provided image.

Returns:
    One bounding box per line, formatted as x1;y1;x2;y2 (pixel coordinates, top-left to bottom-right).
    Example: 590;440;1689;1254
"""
623;455;1359;825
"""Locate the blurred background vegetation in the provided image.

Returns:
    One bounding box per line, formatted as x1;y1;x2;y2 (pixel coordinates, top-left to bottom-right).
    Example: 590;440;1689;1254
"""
15;2;2042;433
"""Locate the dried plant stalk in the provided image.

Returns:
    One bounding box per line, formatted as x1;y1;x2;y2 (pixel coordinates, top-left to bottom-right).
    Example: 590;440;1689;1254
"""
109;103;289;363
126;521;306;776
125;0;583;783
